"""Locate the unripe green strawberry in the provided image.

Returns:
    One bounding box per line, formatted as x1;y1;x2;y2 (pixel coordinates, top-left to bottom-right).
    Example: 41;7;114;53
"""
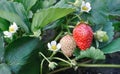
73;23;93;50
94;30;109;42
60;35;76;57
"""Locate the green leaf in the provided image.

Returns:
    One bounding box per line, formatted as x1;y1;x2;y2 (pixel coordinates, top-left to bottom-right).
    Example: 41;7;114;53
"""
18;42;49;74
0;63;11;74
43;20;60;30
0;0;30;33
4;37;39;73
73;48;80;57
31;0;44;12
18;52;40;74
31;8;75;32
15;0;37;11
76;47;105;60
86;0;108;25
42;0;56;8
49;0;57;6
0;32;4;62
82;0;110;28
99;22;114;48
103;22;114;43
101;38;120;54
107;0;120;16
113;21;120;31
23;0;37;11
85;0;114;48
53;0;74;8
0;18;9;31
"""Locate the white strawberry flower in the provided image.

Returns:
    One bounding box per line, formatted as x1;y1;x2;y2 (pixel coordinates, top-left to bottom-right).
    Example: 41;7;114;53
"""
47;41;61;52
3;31;12;38
9;22;18;33
81;1;91;13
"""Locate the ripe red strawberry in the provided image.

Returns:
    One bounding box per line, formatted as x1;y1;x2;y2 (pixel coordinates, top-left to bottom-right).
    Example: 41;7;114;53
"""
60;35;76;57
73;23;93;50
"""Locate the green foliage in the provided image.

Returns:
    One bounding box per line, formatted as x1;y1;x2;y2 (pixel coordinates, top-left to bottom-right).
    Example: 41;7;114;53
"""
101;38;120;54
0;32;4;62
4;37;39;73
86;0;108;25
0;0;120;74
113;21;120;31
107;0;120;16
14;0;37;11
31;7;75;32
74;47;105;60
84;0;115;48
0;18;9;31
0;0;30;33
42;0;57;8
53;0;74;8
43;20;61;30
31;0;44;12
31;0;57;12
0;64;11;74
18;52;40;74
99;22;114;48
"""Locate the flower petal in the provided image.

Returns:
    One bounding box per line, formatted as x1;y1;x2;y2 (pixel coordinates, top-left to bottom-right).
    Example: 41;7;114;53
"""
9;23;17;33
3;31;8;35
3;31;12;38
81;1;85;5
13;22;16;26
86;2;90;7
47;43;51;49
87;7;91;12
81;1;91;13
13;22;18;30
57;43;61;50
51;41;56;45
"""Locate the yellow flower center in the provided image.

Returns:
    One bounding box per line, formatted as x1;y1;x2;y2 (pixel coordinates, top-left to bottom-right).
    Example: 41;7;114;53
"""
82;6;88;10
9;27;14;32
51;45;57;50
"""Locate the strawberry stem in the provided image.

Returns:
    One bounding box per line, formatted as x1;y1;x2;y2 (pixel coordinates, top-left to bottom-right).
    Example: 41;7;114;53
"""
75;14;81;21
50;52;56;58
77;64;120;68
40;59;45;74
66;26;71;34
55;31;63;41
49;64;120;74
39;52;51;63
52;57;71;66
66;17;72;34
59;51;74;65
95;40;99;48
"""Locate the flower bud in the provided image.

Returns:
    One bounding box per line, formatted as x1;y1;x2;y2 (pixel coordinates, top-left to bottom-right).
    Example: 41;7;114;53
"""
48;62;58;70
94;30;109;42
74;0;82;7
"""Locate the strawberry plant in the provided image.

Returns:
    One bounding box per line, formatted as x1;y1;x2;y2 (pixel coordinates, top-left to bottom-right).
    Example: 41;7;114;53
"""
0;0;120;74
